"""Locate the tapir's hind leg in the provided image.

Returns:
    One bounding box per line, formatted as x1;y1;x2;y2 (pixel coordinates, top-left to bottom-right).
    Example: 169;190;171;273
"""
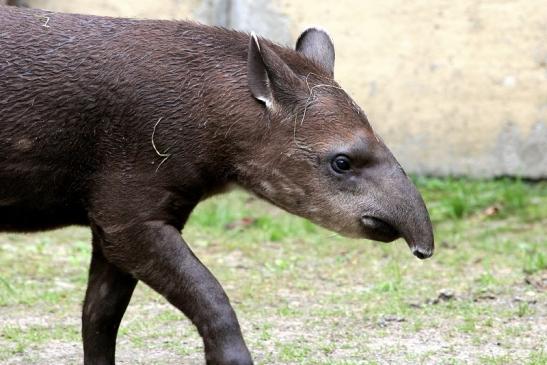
82;238;137;365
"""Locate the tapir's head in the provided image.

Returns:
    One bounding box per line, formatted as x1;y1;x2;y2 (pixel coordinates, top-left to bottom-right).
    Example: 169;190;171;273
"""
237;28;434;259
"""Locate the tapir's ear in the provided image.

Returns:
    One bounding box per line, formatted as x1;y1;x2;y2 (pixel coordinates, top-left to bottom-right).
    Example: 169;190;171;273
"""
247;33;302;109
295;28;335;77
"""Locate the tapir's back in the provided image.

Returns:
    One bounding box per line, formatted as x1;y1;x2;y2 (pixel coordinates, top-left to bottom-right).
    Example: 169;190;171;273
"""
0;6;251;231
0;5;249;140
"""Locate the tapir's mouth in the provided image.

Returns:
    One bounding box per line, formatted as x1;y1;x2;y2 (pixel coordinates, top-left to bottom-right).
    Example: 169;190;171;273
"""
360;216;401;242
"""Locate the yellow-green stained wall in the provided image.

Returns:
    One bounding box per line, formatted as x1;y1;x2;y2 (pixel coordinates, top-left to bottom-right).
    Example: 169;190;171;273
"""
14;0;547;177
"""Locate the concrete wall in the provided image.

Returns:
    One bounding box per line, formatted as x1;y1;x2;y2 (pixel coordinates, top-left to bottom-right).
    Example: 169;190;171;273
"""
7;0;547;178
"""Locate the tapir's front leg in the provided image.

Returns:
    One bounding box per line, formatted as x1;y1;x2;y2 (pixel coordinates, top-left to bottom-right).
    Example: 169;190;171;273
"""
96;221;252;365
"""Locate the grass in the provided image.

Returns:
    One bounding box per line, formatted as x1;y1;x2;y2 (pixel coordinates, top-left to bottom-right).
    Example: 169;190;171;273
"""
0;178;546;364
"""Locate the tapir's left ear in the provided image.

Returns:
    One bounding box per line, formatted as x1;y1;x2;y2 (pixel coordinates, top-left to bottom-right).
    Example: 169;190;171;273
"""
247;33;303;109
296;28;335;77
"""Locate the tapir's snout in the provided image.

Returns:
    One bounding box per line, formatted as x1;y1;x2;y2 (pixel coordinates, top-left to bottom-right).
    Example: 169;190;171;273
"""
392;174;434;260
359;165;435;260
412;247;433;260
398;178;435;260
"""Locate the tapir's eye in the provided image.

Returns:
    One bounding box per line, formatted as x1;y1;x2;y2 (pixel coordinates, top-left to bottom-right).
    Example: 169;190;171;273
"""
331;155;351;173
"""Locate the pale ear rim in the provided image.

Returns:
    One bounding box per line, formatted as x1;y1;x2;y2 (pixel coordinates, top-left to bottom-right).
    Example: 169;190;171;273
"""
251;32;260;51
247;32;274;108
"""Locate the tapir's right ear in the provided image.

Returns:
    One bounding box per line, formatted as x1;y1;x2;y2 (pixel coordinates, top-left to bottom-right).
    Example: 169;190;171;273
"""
296;28;335;77
247;33;302;109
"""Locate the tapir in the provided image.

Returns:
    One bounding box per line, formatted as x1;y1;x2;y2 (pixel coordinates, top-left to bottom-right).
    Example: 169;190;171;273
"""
0;5;434;365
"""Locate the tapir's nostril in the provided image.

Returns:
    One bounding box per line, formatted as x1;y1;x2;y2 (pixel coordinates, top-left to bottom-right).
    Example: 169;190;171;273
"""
412;248;433;260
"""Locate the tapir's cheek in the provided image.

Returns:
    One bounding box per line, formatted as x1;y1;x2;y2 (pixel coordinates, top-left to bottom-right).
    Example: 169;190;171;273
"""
299;192;363;236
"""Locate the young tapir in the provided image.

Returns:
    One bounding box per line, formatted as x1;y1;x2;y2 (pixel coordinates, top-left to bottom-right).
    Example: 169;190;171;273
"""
0;5;434;365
